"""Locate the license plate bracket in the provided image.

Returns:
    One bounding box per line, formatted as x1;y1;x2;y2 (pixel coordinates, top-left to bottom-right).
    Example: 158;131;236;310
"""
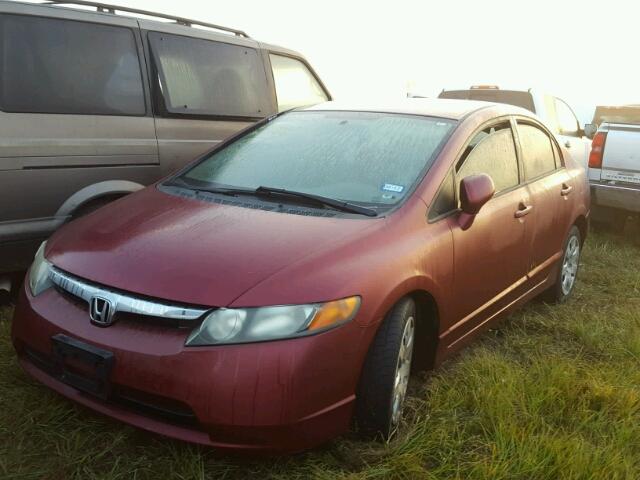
51;334;115;400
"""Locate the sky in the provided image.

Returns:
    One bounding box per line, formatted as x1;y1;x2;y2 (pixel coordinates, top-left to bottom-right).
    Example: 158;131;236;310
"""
91;0;640;123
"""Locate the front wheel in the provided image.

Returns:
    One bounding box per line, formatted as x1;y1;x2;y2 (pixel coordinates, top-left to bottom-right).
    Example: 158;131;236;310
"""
542;225;581;303
356;297;416;438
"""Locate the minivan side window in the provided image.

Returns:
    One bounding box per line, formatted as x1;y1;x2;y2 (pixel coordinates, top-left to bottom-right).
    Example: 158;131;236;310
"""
270;54;328;112
0;14;145;116
149;32;270;118
456;122;520;196
517;123;557;180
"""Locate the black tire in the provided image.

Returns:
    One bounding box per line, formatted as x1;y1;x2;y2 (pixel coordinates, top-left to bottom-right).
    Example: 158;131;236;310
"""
541;225;581;303
356;297;416;439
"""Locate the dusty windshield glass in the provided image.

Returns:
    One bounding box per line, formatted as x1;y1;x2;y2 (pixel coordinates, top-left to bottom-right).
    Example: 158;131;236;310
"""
182;111;456;206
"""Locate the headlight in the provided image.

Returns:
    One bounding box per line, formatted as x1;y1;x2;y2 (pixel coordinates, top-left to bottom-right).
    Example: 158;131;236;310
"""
186;296;360;346
29;241;53;296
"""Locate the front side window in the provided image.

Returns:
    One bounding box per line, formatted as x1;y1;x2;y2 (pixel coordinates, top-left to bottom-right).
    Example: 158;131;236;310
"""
429;170;456;220
270;54;328;112
180;111;456;207
456;122;520;195
149;32;270;118
554;97;579;136
0;14;145;115
518;123;557;180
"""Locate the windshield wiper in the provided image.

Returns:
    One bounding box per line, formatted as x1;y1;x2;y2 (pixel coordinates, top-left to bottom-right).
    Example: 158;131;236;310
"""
165;178;255;196
254;186;378;217
166;179;378;217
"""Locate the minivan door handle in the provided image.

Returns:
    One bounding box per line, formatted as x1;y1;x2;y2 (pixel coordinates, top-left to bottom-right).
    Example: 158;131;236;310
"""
514;203;533;218
561;183;573;196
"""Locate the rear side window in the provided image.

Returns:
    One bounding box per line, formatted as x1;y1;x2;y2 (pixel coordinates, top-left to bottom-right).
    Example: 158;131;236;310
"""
439;89;535;113
517;123;557;180
0;14;145;115
149;32;270;118
270;54;328;112
456;122;520;195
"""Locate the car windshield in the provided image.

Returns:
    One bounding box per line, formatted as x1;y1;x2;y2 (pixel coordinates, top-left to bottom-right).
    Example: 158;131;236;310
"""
179;111;456;207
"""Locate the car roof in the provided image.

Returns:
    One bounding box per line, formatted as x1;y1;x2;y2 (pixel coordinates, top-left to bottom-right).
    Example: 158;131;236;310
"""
303;98;530;120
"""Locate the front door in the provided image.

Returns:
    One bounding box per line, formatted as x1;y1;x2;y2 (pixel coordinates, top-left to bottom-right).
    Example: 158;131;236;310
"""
547;96;590;171
445;120;531;350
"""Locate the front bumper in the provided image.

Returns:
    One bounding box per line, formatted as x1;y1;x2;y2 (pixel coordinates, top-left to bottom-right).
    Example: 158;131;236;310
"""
590;181;640;213
11;284;371;453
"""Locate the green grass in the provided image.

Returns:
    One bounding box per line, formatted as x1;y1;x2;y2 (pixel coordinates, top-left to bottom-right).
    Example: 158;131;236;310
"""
1;227;639;479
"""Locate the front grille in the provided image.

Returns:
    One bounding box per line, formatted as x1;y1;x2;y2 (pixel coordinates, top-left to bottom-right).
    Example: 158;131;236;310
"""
23;346;199;428
50;267;209;329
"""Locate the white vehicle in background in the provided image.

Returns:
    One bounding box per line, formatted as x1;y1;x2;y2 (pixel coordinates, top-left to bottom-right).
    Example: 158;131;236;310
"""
438;86;592;170
584;106;640;232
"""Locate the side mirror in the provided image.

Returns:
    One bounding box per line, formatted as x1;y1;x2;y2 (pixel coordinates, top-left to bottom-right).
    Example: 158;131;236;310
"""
584;123;598;139
458;174;495;230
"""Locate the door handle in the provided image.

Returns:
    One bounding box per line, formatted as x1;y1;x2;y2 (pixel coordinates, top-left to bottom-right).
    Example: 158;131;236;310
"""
561;183;573;196
514;203;533;218
564;140;572;148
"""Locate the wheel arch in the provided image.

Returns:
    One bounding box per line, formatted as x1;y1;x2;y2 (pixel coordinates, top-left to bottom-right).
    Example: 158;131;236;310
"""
574;214;588;245
373;281;442;371
406;289;440;370
55;180;145;219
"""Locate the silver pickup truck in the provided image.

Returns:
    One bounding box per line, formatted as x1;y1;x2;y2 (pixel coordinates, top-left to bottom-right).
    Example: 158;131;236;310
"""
586;106;640;232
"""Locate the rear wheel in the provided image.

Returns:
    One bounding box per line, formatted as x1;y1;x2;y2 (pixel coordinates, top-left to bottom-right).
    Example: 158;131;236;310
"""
542;226;581;303
356;297;416;438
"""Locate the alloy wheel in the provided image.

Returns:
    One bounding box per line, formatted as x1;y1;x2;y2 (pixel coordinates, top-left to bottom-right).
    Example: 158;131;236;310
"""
391;316;415;427
561;235;580;295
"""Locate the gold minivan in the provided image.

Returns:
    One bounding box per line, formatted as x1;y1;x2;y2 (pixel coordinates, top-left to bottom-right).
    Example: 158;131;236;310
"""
0;0;330;277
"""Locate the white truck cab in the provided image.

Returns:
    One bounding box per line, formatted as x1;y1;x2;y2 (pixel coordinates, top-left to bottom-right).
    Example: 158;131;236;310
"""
438;86;592;171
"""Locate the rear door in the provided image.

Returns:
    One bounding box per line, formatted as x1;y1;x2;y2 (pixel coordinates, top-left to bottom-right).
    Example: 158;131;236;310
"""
515;120;572;283
0;4;157;221
141;23;275;175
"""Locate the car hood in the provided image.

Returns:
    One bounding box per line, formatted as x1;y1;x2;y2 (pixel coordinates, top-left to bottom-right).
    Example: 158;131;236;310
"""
46;187;379;307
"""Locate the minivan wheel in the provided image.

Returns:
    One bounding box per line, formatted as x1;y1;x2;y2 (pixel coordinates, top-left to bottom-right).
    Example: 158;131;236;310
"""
356;297;416;439
541;226;581;303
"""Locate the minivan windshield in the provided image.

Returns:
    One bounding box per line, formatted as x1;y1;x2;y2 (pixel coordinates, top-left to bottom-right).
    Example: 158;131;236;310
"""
178;111;456;208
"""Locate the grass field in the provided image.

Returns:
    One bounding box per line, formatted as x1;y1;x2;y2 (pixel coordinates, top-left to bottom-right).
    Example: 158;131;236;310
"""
1;227;639;479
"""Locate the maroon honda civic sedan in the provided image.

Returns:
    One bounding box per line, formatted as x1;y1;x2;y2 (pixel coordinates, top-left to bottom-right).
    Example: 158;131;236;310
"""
12;99;589;453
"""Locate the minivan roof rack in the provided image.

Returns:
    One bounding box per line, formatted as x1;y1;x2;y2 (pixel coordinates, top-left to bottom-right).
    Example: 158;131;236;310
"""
43;0;250;37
